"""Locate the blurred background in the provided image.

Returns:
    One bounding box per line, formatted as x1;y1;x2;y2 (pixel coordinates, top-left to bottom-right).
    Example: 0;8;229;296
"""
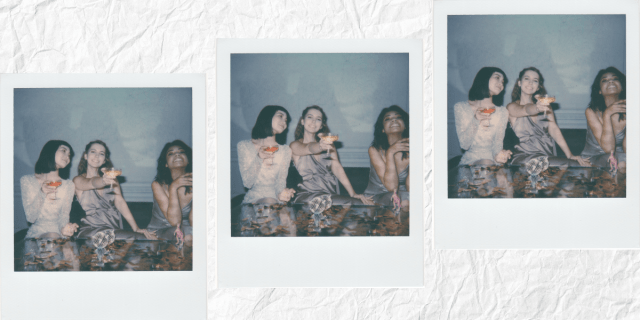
13;88;192;233
230;53;409;198
447;15;626;159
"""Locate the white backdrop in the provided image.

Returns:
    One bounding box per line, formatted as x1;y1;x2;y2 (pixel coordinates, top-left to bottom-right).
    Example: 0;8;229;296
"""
1;0;639;319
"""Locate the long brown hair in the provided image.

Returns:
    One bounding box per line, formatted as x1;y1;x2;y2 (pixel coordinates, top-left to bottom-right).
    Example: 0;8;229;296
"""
77;140;113;177
511;67;547;104
294;105;330;141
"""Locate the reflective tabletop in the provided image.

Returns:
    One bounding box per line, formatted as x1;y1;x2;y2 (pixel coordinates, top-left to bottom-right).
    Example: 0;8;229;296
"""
449;165;626;198
15;238;192;271
232;203;410;237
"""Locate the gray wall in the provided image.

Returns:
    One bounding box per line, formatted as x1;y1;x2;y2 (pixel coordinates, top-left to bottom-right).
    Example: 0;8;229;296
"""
14;88;192;232
230;53;409;198
447;15;626;159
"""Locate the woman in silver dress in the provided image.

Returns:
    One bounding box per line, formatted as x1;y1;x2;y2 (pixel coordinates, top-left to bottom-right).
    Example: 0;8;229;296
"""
148;140;193;241
364;105;410;208
506;67;590;166
73;140;156;240
581;67;626;168
289;105;373;205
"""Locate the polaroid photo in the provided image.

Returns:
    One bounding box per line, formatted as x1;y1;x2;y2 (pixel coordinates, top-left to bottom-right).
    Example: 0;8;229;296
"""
434;0;640;248
217;39;424;287
0;74;206;319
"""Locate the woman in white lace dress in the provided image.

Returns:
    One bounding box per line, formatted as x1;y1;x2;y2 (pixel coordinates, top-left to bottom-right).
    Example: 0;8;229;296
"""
454;67;512;166
20;140;79;239
237;105;296;204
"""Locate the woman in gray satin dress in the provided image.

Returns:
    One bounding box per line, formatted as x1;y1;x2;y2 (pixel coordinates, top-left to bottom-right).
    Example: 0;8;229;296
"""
73;140;157;240
581;67;626;168
506;67;590;167
149;140;194;242
290;106;373;205
363;105;410;208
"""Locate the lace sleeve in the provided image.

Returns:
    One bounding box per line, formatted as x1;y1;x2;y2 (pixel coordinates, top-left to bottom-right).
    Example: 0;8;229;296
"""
237;140;262;189
454;102;480;150
274;146;292;197
56;180;74;231
492;107;508;159
20;175;45;224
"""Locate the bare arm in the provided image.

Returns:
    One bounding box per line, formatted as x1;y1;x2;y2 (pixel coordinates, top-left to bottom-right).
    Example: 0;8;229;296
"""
290;140;329;157
586;108;616;153
506;101;548;118
151;180;183;227
113;189;140;231
72;174;110;191
405;166;410;192
189;206;193;228
330;151;357;196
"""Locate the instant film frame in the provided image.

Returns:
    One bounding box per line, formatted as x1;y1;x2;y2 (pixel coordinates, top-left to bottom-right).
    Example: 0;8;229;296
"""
0;74;206;319
434;0;640;249
217;39;424;287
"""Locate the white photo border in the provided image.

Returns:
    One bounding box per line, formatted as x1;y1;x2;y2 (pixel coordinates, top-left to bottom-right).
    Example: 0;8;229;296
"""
433;0;640;249
0;74;207;319
216;39;424;287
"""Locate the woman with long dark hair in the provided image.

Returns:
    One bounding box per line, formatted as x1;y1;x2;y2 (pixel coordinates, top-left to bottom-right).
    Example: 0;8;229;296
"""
21;140;78;238
147;140;193;241
363;105;410;208
581;67;626;168
73;140;156;240
290;105;373;205
454;67;512;166
237;105;296;204
507;67;590;166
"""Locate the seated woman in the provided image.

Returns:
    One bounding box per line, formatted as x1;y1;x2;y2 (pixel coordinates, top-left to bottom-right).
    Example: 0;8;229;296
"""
21;140;78;239
454;67;512;166
148;140;194;242
73;140;156;240
290;106;373;205
507;67;590;167
237;105;296;205
581;67;626;168
364;105;410;209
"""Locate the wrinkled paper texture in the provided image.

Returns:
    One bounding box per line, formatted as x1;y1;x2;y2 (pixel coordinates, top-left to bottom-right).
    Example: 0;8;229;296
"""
1;0;639;319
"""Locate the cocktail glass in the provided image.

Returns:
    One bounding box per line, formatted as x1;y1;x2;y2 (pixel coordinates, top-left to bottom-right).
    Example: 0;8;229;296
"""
103;168;122;194
318;133;339;159
262;145;279;166
480;107;496;127
537;95;555;121
45;179;62;200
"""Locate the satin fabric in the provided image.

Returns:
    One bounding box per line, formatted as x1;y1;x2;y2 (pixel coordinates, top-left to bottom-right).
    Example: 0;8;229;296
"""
581;124;626;167
293;154;362;205
147;197;193;240
363;161;409;205
76;189;146;240
509;114;579;166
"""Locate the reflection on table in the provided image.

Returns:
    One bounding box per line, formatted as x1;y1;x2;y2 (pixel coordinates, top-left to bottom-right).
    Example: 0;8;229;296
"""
232;203;409;237
15;238;192;271
449;165;625;198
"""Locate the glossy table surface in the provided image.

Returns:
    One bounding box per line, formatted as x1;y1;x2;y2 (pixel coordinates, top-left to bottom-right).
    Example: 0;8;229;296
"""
15;238;192;271
232;203;410;237
449;165;625;198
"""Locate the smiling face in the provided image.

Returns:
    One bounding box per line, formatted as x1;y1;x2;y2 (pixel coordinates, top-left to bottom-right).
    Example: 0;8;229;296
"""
488;72;505;96
55;145;72;169
382;111;406;135
518;70;540;96
166;145;189;169
84;143;106;169
271;110;288;135
301;108;323;134
599;72;622;97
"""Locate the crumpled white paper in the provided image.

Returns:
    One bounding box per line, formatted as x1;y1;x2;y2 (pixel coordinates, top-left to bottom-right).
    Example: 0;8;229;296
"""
2;0;639;319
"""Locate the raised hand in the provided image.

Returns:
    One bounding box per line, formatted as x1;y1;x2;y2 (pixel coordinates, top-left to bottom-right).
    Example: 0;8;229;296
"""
605;99;626;118
388;138;410;155
170;173;193;192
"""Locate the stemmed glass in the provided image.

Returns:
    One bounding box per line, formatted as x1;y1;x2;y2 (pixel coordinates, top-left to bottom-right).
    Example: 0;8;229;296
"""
537;95;555;121
318;133;339;159
45;179;62;200
103;168;122;194
261;144;279;166
480;106;496;128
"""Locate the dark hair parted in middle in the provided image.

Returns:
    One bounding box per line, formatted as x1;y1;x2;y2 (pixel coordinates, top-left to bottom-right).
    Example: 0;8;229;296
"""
77;140;113;177
371;105;409;159
294;105;330;141
511;67;547;104
251;105;291;145
588;66;626;120
35;140;75;179
468;67;508;106
154;139;193;186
